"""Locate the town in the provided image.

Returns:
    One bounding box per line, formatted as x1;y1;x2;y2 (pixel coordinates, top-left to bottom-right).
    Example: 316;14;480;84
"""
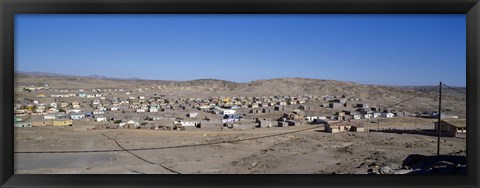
14;82;465;136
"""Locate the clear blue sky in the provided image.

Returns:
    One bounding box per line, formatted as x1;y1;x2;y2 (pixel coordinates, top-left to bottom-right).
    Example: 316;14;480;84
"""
15;14;466;86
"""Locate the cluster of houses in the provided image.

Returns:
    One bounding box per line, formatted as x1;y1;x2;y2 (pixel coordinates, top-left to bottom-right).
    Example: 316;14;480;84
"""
14;83;465;136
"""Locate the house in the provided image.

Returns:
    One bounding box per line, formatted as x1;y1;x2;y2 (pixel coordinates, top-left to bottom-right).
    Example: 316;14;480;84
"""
50;103;58;108
221;109;236;115
315;118;327;124
299;105;311;110
435;119;466;134
93;110;105;115
119;120;140;129
175;121;199;127
188;112;198;118
274;106;284;111
96;116;107;122
357;103;369;108
222;114;241;123
329;103;343;109
52;119;73;126
256;118;274;128
261;108;271;113
286;120;304;126
331;98;347;104
70;113;85;120
278;121;289;127
14;122;32;128
60;102;69;108
372;112;382;118
363;114;372;119
43;113;57;120
149;108;158;113
136;109;146;113
67;109;82;114
381;112;394;118
349;125;365;132
352;114;362;120
325;123;351;133
32;120;53;127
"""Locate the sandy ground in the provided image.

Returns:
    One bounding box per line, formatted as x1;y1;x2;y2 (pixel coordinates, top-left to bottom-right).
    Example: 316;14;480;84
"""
14;120;466;174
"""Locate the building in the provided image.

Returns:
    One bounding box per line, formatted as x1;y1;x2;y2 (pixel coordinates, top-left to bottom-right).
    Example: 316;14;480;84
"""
14;122;32;128
221;109;236;115
149;108;158;113
222;114;241;123
32;120;53;126
96;116;107;122
70;113;85;120
43;113;57;120
329;103;343;109
325;123;351;133
175;121;199;127
435;119;466;134
53;119;73;126
278;121;289;127
188;112;198;118
381;112;394;118
349;125;365;132
256;118;274;128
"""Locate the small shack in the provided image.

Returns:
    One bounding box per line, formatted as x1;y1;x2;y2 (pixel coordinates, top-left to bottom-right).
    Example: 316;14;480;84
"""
435;119;466;134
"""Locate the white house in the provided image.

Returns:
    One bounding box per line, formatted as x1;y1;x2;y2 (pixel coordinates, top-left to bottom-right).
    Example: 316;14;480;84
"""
70;113;85;120
96;116;107;122
353;114;362;120
44;113;56;120
363;114;372;119
47;108;59;113
110;107;119;111
188;112;198;118
93;110;105;115
92;100;100;105
136;109;146;113
381;112;394;118
221;109;236;115
50;103;58;108
66;109;82;114
372;112;382;118
176;121;198;127
149;108;158;113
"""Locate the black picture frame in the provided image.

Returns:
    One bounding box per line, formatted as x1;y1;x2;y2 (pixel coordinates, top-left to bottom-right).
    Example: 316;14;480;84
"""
1;0;479;187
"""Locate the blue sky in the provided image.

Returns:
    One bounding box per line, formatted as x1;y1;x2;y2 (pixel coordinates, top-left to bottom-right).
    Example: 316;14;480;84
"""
15;14;466;86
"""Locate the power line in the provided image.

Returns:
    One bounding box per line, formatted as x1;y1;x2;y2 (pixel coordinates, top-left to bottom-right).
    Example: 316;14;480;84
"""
442;84;466;95
383;85;440;110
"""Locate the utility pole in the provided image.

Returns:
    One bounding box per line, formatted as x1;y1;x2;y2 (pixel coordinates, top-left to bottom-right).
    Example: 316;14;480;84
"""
367;117;369;133
437;81;442;156
377;117;380;131
414;117;417;130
